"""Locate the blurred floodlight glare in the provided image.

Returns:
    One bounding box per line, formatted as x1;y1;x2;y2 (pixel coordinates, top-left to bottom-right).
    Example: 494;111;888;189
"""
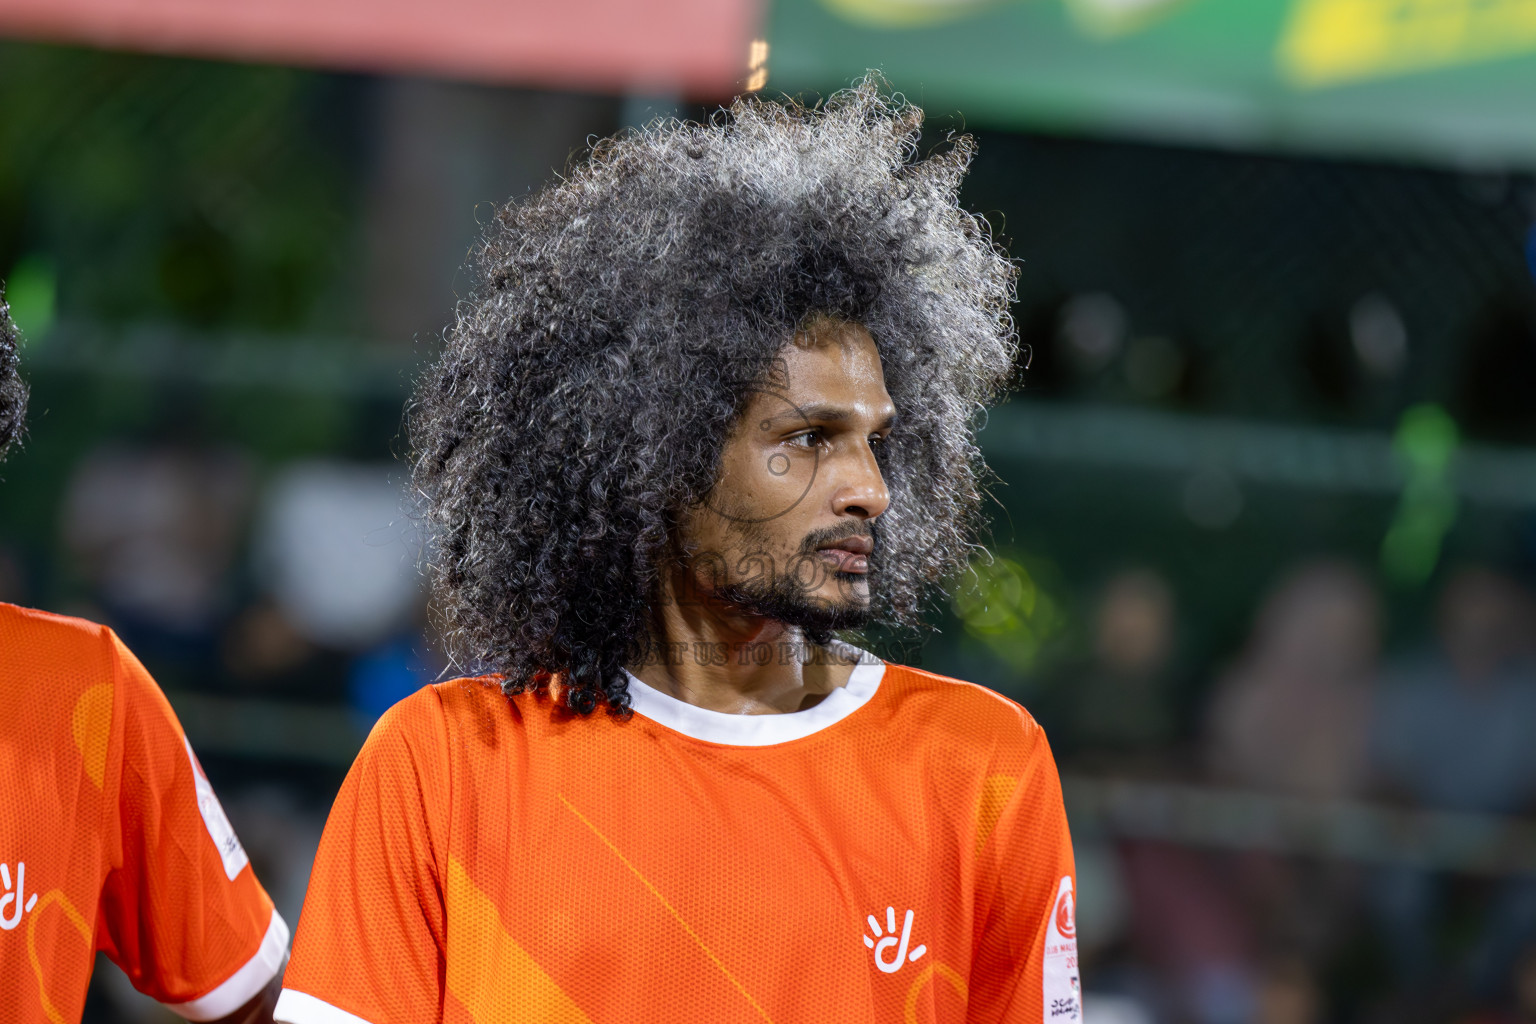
745;38;769;91
1;255;55;344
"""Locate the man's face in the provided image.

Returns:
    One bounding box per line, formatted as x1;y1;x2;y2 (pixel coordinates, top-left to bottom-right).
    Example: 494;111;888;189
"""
678;321;894;634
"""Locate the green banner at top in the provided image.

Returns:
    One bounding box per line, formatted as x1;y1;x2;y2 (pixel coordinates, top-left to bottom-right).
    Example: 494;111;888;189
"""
765;0;1536;166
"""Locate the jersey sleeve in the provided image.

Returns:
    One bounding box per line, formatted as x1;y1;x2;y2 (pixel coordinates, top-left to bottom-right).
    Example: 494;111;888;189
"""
968;720;1080;1024
96;632;289;1020
276;687;450;1024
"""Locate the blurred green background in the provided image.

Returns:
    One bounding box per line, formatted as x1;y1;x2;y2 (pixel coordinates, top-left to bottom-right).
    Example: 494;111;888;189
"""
5;2;1536;1019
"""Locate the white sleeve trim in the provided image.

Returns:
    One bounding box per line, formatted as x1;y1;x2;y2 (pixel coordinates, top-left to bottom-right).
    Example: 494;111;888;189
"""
183;736;250;881
163;908;290;1021
274;989;381;1024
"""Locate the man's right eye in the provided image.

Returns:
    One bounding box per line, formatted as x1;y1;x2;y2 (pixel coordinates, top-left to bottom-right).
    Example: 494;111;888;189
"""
788;430;822;448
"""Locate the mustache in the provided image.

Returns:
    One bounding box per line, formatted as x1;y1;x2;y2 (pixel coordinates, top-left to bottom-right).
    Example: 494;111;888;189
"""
800;521;876;553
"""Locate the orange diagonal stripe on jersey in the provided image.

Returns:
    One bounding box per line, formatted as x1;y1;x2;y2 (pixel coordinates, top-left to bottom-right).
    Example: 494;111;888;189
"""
558;794;777;1024
445;856;595;1024
28;890;91;1024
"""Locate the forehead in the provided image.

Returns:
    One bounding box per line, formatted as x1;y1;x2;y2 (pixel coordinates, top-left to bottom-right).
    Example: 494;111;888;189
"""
772;322;889;402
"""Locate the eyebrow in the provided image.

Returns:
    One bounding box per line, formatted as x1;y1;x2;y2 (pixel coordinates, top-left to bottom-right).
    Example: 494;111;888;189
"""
775;404;897;431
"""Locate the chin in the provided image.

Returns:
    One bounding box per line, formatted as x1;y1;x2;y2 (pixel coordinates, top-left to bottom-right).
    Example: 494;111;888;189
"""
716;579;872;637
793;595;873;638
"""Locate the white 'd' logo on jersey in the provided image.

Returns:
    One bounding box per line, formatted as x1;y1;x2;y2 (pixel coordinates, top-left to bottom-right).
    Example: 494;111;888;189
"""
863;906;926;973
0;862;38;931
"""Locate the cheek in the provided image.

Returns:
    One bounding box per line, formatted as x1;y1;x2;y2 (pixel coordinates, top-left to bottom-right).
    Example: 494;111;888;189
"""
686;512;728;556
713;446;819;522
760;453;818;507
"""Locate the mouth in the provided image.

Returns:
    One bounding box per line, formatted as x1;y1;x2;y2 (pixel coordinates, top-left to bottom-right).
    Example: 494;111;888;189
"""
814;533;874;575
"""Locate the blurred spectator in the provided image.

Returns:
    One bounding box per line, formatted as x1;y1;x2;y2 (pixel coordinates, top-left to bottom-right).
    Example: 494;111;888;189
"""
1073;838;1156;1023
1517;948;1536;1023
0;543;27;604
223;598;317;683
1119;564;1384;1024
1204;562;1383;1019
1050;568;1258;1024
1450;947;1536;1024
1119;837;1258;1024
1053;568;1182;771
346;606;445;729
251;460;421;649
63;445;251;630
1083;993;1156;1024
1370;567;1536;1004
1207;560;1381;799
61;444;252;676
226;460;431;709
1254;958;1322;1024
1373;567;1536;815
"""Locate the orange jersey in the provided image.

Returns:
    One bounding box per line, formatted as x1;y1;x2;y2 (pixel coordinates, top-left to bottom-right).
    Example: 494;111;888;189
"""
279;651;1079;1024
0;603;288;1023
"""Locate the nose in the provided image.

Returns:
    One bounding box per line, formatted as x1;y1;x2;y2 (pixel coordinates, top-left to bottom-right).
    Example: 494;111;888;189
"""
831;441;890;521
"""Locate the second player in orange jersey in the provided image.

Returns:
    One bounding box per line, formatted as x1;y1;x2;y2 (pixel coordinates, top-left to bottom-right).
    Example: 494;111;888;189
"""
278;79;1080;1024
0;292;288;1024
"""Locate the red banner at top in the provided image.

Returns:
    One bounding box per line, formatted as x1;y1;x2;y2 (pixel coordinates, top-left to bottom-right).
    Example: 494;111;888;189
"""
0;0;765;95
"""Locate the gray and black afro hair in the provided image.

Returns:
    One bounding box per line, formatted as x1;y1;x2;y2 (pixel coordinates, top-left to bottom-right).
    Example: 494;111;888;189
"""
410;77;1018;713
0;285;26;460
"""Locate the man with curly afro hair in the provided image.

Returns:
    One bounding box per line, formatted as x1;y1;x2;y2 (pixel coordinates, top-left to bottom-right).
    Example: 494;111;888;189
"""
0;289;290;1024
0;288;26;461
279;79;1080;1024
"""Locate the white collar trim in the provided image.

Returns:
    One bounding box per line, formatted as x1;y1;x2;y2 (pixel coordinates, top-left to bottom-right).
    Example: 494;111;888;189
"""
623;644;885;747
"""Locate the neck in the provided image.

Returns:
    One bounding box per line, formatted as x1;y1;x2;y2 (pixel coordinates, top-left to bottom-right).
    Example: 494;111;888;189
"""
627;567;859;715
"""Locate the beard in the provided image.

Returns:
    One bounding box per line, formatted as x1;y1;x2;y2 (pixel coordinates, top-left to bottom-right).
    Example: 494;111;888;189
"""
709;522;875;644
